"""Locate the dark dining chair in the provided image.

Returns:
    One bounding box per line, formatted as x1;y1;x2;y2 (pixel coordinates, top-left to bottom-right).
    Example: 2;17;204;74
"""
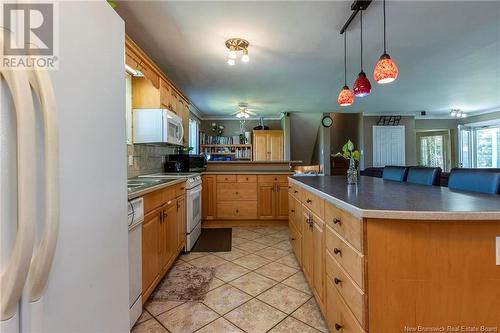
448;168;500;194
382;166;409;182
407;167;442;186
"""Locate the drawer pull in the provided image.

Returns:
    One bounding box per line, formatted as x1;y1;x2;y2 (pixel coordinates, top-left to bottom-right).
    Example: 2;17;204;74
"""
333;248;342;255
306;199;312;204
246;177;249;181
236;209;239;213
291;209;295;213
294;190;298;193
288;186;291;189
235;191;239;195
291;237;296;241
334;277;342;285
333;218;341;225
335;324;343;331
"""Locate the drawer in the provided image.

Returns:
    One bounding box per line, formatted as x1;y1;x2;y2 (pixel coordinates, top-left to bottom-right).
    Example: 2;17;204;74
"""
326;278;366;333
216;175;237;183
237;175;257;183
303;190;324;220
326;225;364;288
289;221;302;265
174;182;186;197
326;250;366;327
143;186;174;214
217;183;257;201
258;175;289;183
290;184;303;200
217;202;257;219
325;202;363;252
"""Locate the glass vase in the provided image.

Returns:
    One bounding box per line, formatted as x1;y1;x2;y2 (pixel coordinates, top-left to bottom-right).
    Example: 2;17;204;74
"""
347;157;358;185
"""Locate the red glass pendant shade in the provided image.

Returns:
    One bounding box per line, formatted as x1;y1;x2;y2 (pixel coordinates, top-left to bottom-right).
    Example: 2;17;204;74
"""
353;71;371;97
374;53;398;84
337;85;355;106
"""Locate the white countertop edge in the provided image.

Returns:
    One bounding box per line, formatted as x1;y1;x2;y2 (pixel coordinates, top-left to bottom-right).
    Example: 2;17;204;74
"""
288;178;500;221
128;178;186;200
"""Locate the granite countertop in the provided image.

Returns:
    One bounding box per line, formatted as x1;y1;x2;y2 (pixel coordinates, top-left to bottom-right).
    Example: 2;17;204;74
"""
289;176;500;220
128;178;185;200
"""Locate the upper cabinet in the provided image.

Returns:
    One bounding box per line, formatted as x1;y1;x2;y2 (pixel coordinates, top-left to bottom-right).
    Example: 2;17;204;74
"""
125;36;190;146
253;130;284;161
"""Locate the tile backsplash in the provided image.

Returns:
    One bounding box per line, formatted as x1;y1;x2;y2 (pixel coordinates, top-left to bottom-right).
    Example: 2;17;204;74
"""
128;144;177;178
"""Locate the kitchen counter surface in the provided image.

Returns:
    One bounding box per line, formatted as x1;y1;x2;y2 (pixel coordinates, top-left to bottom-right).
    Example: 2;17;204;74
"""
207;160;302;164
128;177;185;200
289;175;500;220
203;171;294;175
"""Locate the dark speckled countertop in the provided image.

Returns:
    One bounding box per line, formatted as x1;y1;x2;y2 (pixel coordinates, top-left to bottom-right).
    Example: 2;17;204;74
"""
290;176;500;220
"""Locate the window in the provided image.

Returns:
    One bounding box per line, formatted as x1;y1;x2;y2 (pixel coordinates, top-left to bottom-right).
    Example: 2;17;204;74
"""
417;131;450;171
419;135;444;169
188;118;199;154
459;124;500;168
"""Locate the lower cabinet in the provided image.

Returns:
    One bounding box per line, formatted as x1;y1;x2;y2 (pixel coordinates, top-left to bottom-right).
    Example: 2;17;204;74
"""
201;175;216;220
257;181;289;220
301;208;314;284
176;195;186;252
142;208;162;299
290;179;366;333
142;184;186;302
312;216;325;307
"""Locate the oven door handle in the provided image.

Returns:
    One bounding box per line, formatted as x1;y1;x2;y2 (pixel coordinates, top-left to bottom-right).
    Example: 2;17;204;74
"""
187;186;202;196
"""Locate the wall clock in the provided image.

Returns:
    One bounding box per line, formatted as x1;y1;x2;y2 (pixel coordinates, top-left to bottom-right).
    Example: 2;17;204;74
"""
321;115;333;128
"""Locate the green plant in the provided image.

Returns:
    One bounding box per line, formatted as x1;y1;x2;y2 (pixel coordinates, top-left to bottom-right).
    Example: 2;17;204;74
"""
337;140;360;161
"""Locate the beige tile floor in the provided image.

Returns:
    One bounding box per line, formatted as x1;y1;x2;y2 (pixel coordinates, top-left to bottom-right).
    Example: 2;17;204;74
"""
132;225;330;333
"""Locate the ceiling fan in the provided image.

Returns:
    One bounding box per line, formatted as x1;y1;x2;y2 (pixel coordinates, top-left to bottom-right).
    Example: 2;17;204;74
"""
232;103;257;119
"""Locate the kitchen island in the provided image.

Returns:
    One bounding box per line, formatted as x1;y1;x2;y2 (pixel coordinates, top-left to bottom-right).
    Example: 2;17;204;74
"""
288;175;500;333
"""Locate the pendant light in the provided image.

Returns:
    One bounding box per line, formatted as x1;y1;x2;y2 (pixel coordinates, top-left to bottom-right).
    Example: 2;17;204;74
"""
337;31;355;106
353;11;371;97
373;0;399;84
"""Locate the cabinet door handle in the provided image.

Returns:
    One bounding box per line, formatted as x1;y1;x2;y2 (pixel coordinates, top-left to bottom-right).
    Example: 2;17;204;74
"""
333;248;342;255
235;209;239;213
246;177;249;181
334;277;342;285
335;324;343;331
163;212;168;220
288;186;291;189
333;218;341;225
291;209;295;213
159;211;163;223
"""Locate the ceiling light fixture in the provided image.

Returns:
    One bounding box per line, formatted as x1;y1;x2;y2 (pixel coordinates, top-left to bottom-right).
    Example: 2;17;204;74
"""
337;31;355;106
450;109;467;118
225;38;250;66
353;11;371;97
373;0;399;84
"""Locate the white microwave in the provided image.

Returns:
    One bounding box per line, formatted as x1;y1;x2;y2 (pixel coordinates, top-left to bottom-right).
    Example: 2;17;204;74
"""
133;109;184;145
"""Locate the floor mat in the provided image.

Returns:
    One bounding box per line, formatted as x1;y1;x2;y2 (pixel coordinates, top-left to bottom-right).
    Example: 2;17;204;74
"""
191;228;232;252
149;265;214;301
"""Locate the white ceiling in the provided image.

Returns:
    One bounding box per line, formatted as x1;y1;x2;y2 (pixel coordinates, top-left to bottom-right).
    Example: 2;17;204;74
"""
116;1;500;118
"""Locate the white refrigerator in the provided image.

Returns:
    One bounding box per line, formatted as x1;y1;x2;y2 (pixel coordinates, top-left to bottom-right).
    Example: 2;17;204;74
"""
1;1;130;332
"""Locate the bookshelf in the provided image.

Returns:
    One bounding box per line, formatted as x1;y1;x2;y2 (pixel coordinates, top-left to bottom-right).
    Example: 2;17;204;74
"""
200;144;253;160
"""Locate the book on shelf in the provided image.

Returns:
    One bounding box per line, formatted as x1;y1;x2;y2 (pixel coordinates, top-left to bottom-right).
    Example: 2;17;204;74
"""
199;132;246;145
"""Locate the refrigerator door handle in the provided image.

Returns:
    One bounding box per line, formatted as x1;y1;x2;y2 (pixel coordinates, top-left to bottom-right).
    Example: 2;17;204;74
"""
0;34;37;320
25;69;60;303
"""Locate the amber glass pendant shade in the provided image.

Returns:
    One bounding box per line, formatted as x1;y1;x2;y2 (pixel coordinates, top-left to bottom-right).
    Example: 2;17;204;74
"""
337;85;355;106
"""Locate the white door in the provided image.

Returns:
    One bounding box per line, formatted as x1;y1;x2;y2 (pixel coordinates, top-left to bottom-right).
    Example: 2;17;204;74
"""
373;126;406;167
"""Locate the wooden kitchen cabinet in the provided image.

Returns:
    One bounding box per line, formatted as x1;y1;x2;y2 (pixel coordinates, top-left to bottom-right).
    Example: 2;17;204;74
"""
126;35;190;146
141;182;187;302
202;175;216;220
252;130;284;161
142;208;162;300
257;183;275;219
176;195;186;252
301;208;314;284
257;176;288;220
312;214;325;308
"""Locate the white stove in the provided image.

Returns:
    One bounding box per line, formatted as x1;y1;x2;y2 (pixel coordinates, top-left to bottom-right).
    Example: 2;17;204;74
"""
139;173;202;251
